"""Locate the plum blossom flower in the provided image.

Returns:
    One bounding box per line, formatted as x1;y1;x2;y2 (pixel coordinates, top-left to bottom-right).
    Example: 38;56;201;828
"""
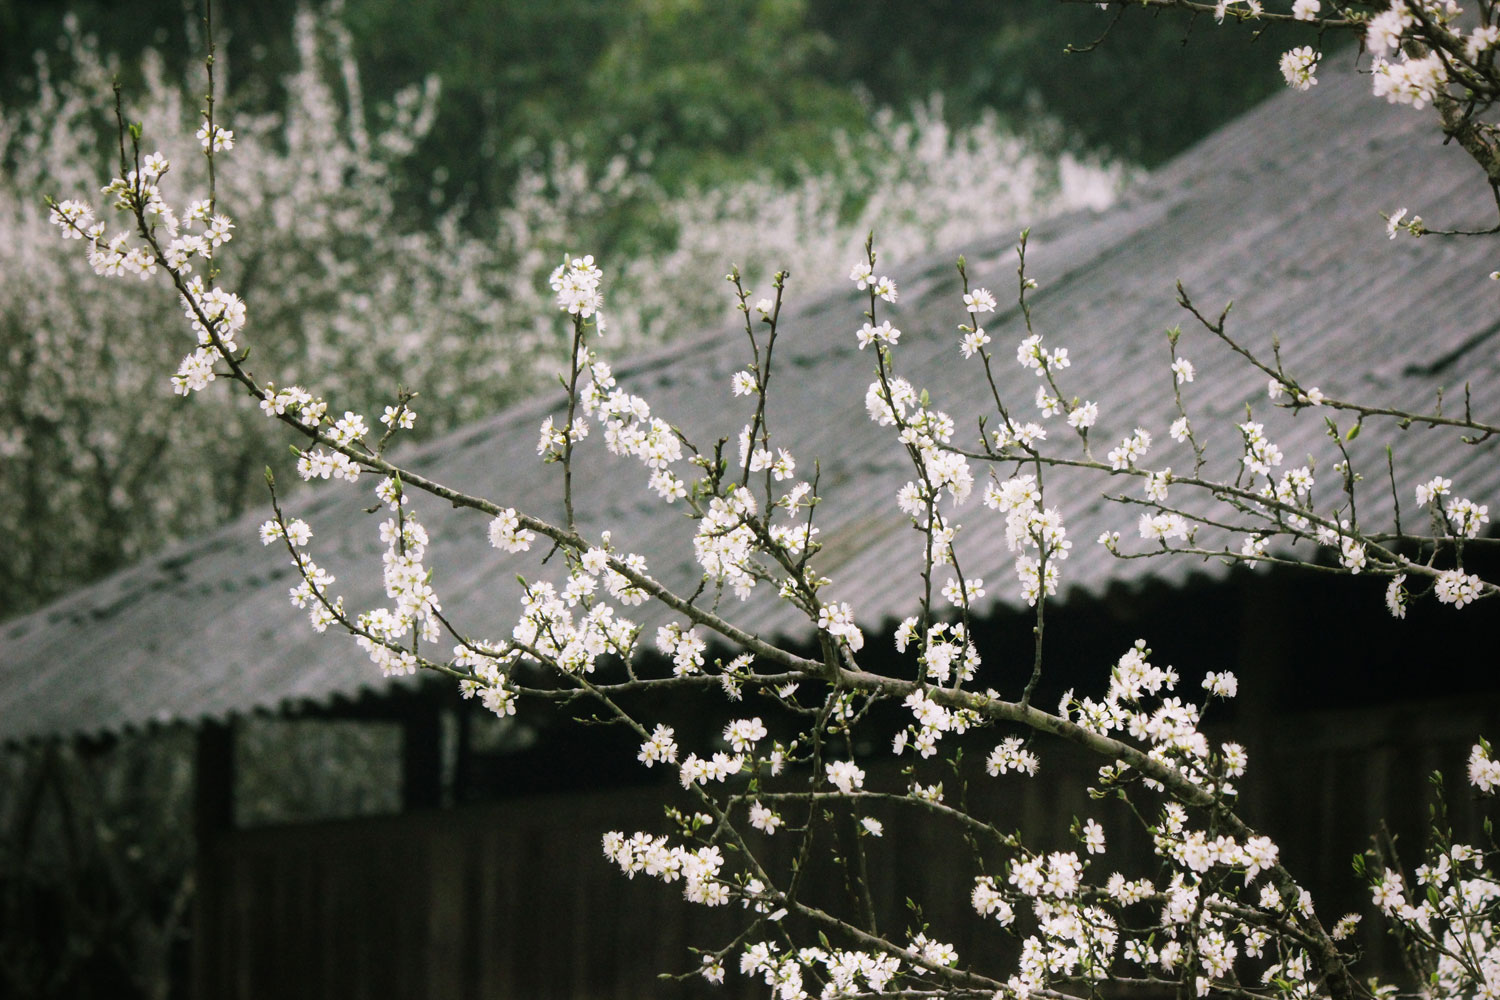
960;327;991;358
1469;743;1500;793
638;725;679;767
749;802;783;834
1139;513;1189;542
195;121;235;151
1385;574;1409;619
488;508;535;552
1416;476;1452;507
731;370;758;396
964;288;997;313
818;602;865;651
1435;569;1483;608
826;760;866;794
1068;401;1099;429
1445;498;1490;538
856;320;900;350
1279;46;1321;91
1366;5;1413;58
1372;53;1446;109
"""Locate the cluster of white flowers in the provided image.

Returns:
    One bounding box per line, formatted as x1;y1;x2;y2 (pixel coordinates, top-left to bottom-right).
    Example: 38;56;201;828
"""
101;171;1499;1000
1265;465;1315;509
1372;51;1447;109
637;724;679;767
1470;741;1500;793
657;623;708;676
957;703;1321;1000
1238;422;1283;477
824;760;866;794
921;621;983;685
455;641;519;718
294;447;361;483
958;286;997;358
739;940;902;1000
724;717;768;754
1365;795;1500;1000
549;253;604;319
1156;813;1279;880
1416;476;1491;538
487;508;536;553
1268;0;1463;117
500;573;641;677
602;832;729;906
1061;641;1251;800
982;472;1073;605
1279;46;1321;91
1107;427;1152;471
987;736;1041;776
690;487;764;598
1004;856;1127;993
815;601;865;652
1445;498;1490;537
1140;511;1191;544
258;517;312;548
748;801;783;834
972;875;1018;924
855;319;900;350
893;684;982;759
258;515;348;638
377;513;439;624
586;369;690;506
1015;333;1070;376
1435;568;1484;608
746;446;797;484
678;751;744;788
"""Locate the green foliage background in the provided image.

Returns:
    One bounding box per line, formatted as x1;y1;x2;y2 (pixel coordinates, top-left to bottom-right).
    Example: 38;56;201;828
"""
3;0;1281;217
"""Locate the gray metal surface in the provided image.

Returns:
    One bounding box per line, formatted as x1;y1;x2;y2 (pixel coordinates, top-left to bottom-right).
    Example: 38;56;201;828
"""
5;62;1496;743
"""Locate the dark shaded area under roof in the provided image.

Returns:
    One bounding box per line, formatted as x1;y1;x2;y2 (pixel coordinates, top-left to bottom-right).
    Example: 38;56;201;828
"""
4;60;1497;745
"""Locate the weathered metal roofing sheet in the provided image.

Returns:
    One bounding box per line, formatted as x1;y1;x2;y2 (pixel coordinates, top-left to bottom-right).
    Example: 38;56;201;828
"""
4;63;1497;743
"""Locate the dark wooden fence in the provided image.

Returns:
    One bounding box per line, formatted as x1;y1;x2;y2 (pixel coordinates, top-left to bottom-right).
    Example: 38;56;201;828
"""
194;696;1500;1000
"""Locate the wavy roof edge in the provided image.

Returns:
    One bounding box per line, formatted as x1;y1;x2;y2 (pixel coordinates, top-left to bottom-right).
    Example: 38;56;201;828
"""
4;63;1497;744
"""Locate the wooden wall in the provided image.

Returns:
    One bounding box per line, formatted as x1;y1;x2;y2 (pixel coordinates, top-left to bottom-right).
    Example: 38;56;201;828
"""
193;695;1500;999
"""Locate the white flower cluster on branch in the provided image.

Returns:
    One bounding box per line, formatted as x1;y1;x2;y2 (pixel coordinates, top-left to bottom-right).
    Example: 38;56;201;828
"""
1088;0;1500;227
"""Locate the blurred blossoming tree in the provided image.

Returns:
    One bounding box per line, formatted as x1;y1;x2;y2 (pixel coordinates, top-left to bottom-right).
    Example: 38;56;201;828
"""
0;8;1123;617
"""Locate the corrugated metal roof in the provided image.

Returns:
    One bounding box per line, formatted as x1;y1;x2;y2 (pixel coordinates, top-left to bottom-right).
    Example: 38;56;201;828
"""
4;63;1497;744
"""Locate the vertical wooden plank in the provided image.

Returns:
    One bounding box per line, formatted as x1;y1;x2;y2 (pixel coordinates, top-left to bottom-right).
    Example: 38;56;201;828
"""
403;698;443;812
425;821;467;1000
192;719;235;1000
